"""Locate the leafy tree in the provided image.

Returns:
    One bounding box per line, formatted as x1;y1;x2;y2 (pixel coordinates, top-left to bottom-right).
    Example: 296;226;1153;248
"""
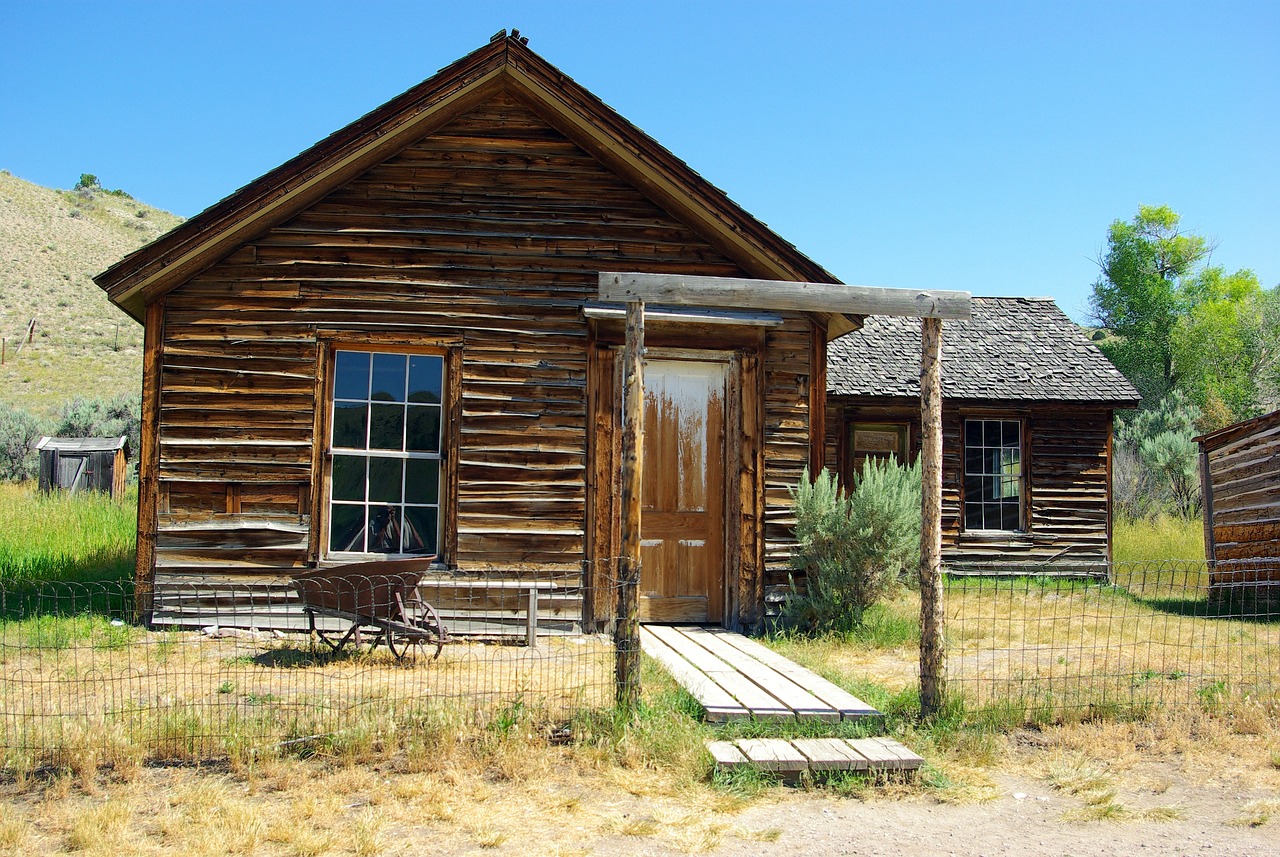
1090;205;1210;405
74;173;101;191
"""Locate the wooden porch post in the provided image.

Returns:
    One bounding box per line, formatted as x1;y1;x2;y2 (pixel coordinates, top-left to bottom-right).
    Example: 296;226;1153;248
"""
615;300;645;712
919;317;946;717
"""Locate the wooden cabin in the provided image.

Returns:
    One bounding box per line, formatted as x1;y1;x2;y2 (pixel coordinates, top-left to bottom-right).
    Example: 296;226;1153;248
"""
825;297;1140;571
94;33;861;633
34;436;130;498
1197;409;1280;597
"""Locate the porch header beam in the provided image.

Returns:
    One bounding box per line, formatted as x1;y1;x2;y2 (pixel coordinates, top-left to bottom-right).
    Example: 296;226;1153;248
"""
599;273;971;320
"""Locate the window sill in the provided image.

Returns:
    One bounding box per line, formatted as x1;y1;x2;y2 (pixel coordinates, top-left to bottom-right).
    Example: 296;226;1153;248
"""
959;530;1056;544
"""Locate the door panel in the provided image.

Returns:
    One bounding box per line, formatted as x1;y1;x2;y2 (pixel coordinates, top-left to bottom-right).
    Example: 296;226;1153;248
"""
639;359;726;623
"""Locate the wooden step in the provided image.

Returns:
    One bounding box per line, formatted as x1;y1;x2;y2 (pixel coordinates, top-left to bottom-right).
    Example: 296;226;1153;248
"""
706;737;923;775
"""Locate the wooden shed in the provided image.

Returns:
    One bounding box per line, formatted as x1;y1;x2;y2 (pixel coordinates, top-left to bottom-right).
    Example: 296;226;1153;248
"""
34;436;130;498
824;297;1140;570
93;33;861;632
1197;409;1280;596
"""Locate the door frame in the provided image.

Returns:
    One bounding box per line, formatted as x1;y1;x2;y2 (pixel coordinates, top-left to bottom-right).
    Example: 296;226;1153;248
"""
584;339;763;631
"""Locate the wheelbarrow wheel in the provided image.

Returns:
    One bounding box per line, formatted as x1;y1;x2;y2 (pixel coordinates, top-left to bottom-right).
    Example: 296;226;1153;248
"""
386;601;447;662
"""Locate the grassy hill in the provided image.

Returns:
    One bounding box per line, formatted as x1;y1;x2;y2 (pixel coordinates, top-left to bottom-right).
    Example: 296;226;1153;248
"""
0;171;183;417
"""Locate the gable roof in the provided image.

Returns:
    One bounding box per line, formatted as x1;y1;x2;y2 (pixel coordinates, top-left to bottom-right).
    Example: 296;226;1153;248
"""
1195;408;1280;452
826;296;1141;405
95;32;849;333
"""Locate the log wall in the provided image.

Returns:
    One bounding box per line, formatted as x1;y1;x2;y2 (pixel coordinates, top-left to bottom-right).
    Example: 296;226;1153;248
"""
1200;412;1280;588
148;91;818;624
825;397;1114;568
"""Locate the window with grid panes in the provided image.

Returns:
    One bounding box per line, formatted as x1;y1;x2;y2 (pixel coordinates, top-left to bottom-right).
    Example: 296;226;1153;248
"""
327;350;443;557
963;418;1023;531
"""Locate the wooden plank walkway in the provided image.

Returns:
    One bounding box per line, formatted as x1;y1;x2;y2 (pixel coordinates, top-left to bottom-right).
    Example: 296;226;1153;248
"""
707;737;923;775
639;625;881;723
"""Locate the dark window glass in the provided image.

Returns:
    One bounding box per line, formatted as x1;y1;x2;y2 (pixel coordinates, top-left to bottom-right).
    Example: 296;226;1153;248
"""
371;353;407;402
333;351;370;400
1001;502;1021;531
965;419;982;446
405;458;439;505
408;355;443;404
366;504;400;553
406;406;441;453
403;506;438;555
369;404;405;450
331;455;366;502
368;457;403;503
332;402;368;449
329;504;365;553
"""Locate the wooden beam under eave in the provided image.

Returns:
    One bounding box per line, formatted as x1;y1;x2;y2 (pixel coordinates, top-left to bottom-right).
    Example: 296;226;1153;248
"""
599;273;971;321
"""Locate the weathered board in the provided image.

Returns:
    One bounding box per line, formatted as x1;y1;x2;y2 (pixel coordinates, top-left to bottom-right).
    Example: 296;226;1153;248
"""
1199;411;1280;594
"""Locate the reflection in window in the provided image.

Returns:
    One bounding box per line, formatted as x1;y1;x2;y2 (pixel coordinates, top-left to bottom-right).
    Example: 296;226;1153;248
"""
963;419;1023;531
328;350;443;556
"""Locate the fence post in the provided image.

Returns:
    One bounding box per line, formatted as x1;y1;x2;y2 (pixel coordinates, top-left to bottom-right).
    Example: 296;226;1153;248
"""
615;300;645;713
919;317;946;717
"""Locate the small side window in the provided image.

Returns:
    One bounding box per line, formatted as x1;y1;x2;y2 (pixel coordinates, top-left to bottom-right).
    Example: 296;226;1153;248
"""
963;418;1023;531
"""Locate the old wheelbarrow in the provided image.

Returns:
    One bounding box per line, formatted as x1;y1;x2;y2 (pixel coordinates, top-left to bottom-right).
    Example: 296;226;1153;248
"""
291;559;448;661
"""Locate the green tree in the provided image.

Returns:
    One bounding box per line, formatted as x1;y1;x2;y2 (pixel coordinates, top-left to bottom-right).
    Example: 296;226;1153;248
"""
1089;205;1210;405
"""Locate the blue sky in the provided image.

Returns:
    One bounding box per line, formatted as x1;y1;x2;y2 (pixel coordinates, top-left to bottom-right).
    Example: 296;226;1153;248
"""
3;1;1276;321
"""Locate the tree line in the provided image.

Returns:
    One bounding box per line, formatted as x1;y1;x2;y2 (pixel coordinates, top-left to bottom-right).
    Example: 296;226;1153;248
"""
1091;205;1278;519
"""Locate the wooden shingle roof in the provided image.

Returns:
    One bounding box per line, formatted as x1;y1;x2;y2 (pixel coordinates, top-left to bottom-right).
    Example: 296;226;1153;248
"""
827;296;1140;405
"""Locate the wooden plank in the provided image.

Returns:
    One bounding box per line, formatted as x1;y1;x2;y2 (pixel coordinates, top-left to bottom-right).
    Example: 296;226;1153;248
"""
599;272;972;320
847;738;923;771
706;741;750;769
790;738;871;772
734;739;809;773
702;628;880;718
639;629;748;722
678;627;837;721
644;625;791;718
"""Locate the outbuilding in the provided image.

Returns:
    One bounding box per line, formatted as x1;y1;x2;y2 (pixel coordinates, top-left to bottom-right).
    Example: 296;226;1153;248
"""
34;436;130;498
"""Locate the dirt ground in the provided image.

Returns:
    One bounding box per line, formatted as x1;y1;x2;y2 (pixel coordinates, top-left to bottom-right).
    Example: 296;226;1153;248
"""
2;722;1277;857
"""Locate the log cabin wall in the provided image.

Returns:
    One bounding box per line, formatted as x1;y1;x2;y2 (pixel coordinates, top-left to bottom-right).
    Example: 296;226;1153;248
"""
825;396;1114;568
150;91;818;625
1199;411;1280;589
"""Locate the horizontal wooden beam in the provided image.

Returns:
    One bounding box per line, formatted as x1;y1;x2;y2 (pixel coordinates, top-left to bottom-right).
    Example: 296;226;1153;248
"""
599;272;971;320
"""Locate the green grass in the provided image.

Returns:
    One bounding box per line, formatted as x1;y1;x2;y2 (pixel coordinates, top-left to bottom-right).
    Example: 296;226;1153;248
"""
1113;514;1205;563
0;482;136;585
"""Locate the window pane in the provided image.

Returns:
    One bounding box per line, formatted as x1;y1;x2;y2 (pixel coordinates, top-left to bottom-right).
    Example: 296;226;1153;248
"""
965;419;982;446
403;506;438;555
987;476;1002;502
406;405;441;453
331;455;366;502
408;355;443;404
369;404;405;450
964;474;984;502
964;446;983;475
367;504;400;553
330;504;365;553
405;458;440;505
1001;502;1021;531
332;401;368;449
1002;421;1019;448
983;420;1000;447
371;353;407;402
986;448;1002;476
333;351;370;400
965;501;983;530
368;457;403;503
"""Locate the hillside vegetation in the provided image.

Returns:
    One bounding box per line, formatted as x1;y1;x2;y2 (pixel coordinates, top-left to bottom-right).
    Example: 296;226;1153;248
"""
0;171;182;416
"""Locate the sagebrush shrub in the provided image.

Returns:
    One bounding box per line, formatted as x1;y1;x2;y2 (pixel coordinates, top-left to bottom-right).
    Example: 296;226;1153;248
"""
782;461;921;633
0;403;44;482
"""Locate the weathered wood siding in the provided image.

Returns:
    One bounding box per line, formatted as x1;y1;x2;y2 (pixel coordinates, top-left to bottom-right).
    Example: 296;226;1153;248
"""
1201;411;1280;588
825;397;1114;568
149;91;817;621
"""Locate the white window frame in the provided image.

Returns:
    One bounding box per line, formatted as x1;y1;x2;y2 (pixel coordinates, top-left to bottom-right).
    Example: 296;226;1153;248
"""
962;417;1025;533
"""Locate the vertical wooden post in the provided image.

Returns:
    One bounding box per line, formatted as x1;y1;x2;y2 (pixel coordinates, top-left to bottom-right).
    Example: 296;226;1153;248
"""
135;300;165;625
615;300;645;713
919;317;946;718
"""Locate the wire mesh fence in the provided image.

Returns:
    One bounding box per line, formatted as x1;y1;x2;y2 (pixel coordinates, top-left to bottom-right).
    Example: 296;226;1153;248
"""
944;559;1280;720
0;565;631;771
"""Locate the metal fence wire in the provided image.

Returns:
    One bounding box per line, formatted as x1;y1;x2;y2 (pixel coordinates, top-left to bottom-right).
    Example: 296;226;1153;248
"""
943;559;1280;719
0;565;634;770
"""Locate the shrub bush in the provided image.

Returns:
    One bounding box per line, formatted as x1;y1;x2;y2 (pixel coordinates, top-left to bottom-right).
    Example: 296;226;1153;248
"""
52;395;141;462
782;460;921;633
0;403;45;482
